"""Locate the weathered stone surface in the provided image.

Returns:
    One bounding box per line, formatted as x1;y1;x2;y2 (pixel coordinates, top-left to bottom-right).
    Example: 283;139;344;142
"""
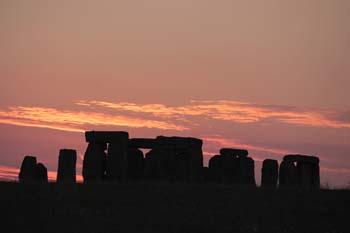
19;156;38;183
129;138;156;149
57;149;77;183
261;159;278;188
279;160;298;187
82;142;107;182
220;148;248;157
128;147;144;180
107;141;128;181
36;163;48;183
238;157;255;185
283;154;319;164
85;131;129;143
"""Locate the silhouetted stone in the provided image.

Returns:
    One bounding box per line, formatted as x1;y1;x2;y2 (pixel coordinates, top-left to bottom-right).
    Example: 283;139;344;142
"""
19;156;38;183
279;160;297;187
281;154;320;188
107;139;129;181
85;131;129;143
208;155;223;182
128;147;144;180
83;142;107;182
239;157;255;185
220;153;239;183
36;163;48;183
261;159;278;188
83;131;130;182
57;149;77;183
155;136;203;182
156;136;203;148
129;138;156;149
220;148;248;157
174;151;189;181
283;154;319;164
144;149;159;180
201;167;210;183
208;150;255;185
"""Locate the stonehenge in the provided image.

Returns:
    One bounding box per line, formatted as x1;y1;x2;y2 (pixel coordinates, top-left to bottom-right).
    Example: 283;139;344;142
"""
81;132;204;182
16;131;321;189
208;148;255;185
279;154;320;188
143;136;204;182
57;149;77;183
19;156;48;183
84;131;129;181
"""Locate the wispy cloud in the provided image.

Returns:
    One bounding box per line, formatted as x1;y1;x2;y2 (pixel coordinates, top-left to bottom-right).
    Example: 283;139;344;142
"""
0;100;348;134
78;100;350;128
0;106;187;132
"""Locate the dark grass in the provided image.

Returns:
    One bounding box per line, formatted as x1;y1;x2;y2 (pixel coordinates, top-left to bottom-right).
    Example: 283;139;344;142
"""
1;182;349;233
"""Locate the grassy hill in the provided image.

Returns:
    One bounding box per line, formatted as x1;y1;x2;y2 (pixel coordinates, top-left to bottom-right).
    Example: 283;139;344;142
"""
1;182;349;233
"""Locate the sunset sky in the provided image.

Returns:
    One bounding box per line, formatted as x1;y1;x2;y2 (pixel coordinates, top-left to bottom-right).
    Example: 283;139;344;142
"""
0;0;349;187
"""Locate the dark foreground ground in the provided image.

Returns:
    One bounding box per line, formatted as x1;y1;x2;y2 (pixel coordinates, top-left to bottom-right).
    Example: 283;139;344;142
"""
1;182;349;233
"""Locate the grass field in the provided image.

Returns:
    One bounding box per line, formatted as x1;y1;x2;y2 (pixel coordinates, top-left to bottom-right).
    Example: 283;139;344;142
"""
1;182;349;233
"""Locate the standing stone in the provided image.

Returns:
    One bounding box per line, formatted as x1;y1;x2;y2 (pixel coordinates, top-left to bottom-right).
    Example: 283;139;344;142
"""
297;161;313;187
19;156;38;183
155;136;203;182
208;155;223;182
128;147;144;180
279;160;297;187
239;157;255;186
57;149;77;183
261;159;278;188
36;163;48;183
144;149;159;180
281;154;320;189
186;145;204;182
156;145;177;181
175;152;189;181
201;167;210;183
83;142;107;182
310;163;320;188
107;140;128;181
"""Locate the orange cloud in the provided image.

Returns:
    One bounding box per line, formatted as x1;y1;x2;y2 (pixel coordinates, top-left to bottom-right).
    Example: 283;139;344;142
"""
78;100;350;128
0;100;348;135
0;106;187;132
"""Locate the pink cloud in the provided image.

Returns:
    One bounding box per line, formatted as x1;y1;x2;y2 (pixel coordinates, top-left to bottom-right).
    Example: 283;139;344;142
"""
0;106;187;132
78;100;350;129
